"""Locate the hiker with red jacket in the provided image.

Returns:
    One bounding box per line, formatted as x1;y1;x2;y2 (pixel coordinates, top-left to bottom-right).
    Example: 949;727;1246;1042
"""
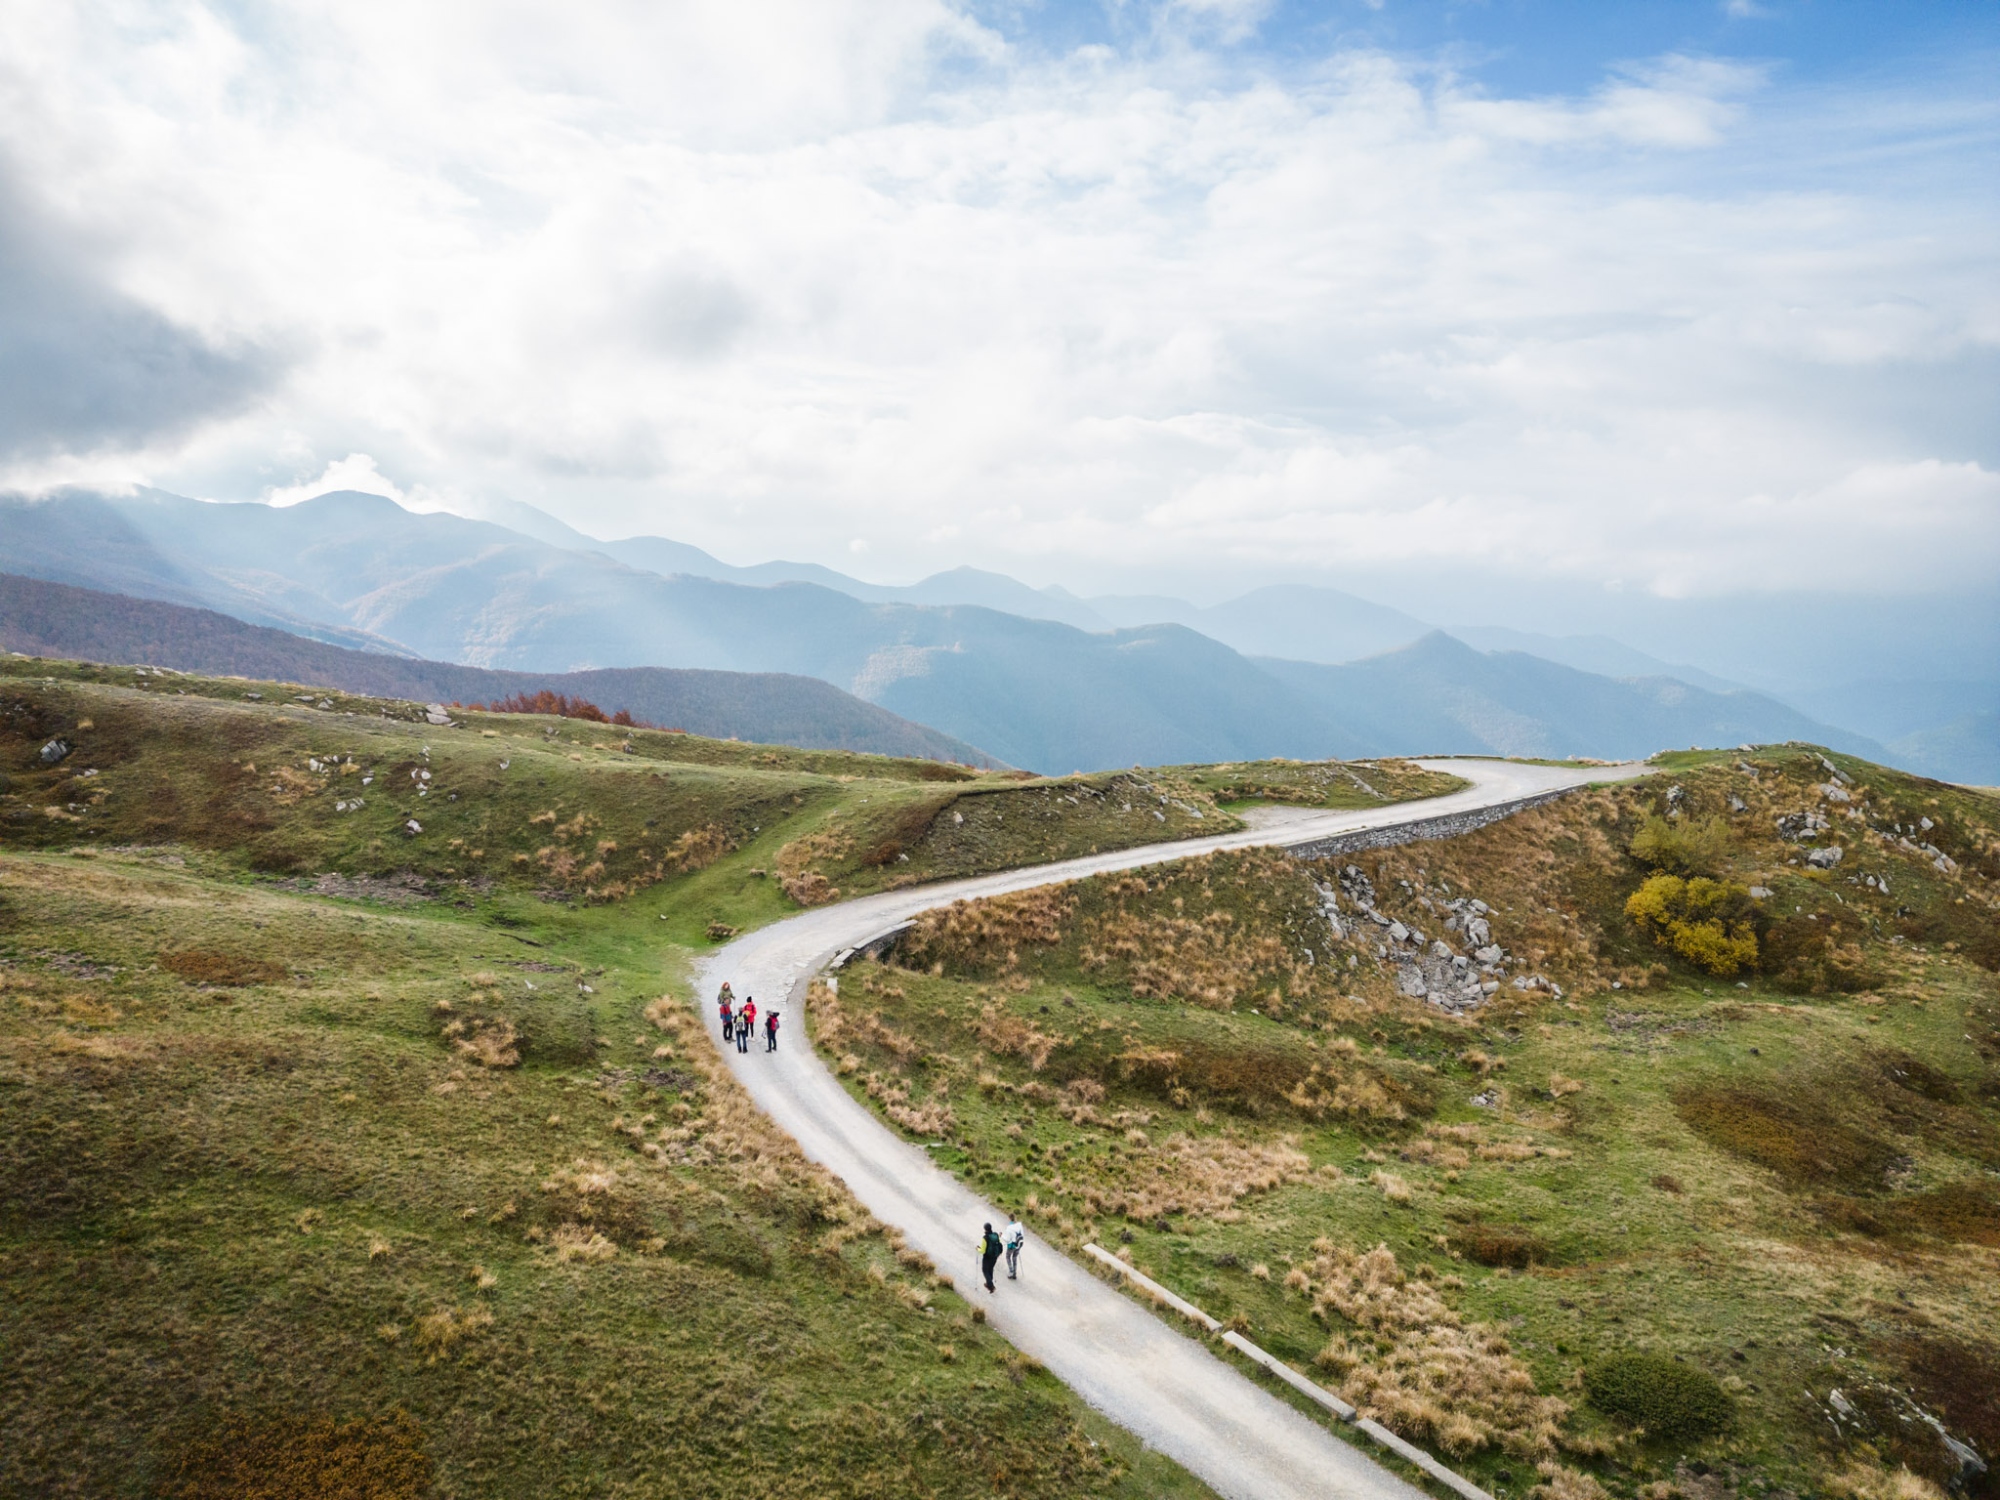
765;1010;780;1052
737;997;756;1054
718;993;734;1044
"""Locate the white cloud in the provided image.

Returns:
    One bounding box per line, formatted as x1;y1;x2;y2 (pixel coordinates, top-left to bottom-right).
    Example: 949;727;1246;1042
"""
0;1;1993;600
261;453;404;507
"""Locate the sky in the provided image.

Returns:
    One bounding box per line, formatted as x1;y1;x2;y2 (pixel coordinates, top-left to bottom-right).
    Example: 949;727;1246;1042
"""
1;0;1996;607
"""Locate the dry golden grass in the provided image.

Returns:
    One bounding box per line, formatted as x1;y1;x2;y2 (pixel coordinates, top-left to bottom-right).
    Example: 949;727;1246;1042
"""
1532;1464;1612;1500
550;1225;618;1264
1305;1242;1568;1458
414;1305;494;1355
157;1411;433;1500
904;886;1077;970
450;1017;520;1068
1822;1462;1950;1500
1077;1131;1310;1223
776;826;853;906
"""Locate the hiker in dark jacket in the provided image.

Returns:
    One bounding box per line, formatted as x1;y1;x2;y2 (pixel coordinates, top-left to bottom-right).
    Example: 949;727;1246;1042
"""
979;1223;1004;1293
765;1011;780;1052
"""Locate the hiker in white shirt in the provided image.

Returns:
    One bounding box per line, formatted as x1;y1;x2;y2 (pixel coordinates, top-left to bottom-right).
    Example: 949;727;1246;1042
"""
1003;1217;1026;1280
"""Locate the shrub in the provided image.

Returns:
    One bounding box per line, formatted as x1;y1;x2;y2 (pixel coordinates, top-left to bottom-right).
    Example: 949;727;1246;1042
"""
1583;1353;1730;1440
1624;875;1757;976
1453;1222;1550;1268
1628;815;1731;877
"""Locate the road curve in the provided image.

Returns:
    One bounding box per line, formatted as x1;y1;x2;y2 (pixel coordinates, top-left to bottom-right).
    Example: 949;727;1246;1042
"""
699;758;1647;1500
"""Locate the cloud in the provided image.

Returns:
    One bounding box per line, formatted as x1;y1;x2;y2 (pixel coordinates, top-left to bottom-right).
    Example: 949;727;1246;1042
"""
0;162;277;462
0;1;1991;603
262;453;404;507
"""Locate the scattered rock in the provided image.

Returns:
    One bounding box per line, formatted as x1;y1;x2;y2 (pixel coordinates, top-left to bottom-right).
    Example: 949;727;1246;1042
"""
1776;810;1830;842
38;738;71;765
1806;846;1843;869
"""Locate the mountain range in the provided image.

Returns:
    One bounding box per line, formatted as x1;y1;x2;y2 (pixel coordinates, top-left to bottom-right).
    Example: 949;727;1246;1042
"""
0;572;996;764
3;485;1978;779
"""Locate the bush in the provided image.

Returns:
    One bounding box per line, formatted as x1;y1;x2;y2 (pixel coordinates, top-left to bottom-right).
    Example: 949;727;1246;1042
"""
1583;1353;1730;1440
1452;1222;1550;1268
1625;875;1757;976
1628;815;1732;877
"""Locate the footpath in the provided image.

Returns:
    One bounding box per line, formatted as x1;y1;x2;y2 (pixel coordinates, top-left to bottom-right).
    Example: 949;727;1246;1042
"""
699;758;1646;1500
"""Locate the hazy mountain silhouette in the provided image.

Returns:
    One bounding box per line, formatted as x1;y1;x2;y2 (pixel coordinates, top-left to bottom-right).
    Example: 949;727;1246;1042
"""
0;487;1905;775
0;572;999;764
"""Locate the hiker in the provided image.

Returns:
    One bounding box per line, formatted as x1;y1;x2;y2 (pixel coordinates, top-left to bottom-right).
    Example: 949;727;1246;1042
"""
1004;1215;1025;1281
718;996;734;1044
737;997;755;1053
765;1011;780;1052
979;1222;1004;1293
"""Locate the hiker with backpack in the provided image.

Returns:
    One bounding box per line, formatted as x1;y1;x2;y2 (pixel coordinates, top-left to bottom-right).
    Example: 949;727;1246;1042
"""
765;1011;780;1052
718;995;734;1045
1003;1214;1025;1280
978;1222;1004;1293
737;997;756;1054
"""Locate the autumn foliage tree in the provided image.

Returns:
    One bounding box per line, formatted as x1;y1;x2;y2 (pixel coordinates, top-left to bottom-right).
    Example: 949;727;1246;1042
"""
461;691;649;727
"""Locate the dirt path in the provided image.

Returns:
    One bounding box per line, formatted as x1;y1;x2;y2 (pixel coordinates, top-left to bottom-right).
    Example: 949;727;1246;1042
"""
700;758;1646;1500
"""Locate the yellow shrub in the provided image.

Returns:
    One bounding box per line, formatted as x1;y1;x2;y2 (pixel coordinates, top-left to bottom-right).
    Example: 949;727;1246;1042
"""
1624;874;1757;976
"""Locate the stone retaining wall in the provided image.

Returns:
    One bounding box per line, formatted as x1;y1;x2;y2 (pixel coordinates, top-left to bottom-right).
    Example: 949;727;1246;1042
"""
1279;787;1576;862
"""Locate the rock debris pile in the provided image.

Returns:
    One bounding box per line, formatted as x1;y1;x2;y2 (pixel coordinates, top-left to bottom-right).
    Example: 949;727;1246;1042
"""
1317;864;1529;1014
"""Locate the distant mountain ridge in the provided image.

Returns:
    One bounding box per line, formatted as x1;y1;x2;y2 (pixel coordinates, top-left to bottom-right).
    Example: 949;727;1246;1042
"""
0;486;1902;775
0;572;1001;765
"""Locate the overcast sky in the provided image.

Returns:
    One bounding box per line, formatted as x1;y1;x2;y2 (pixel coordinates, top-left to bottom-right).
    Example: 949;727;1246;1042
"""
2;0;1995;603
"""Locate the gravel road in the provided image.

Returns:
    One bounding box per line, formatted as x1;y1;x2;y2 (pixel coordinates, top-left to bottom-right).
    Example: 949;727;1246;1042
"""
699;757;1647;1500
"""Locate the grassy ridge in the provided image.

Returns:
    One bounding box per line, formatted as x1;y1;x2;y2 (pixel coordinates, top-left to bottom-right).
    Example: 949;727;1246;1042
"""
0;665;1496;1495
821;748;2000;1500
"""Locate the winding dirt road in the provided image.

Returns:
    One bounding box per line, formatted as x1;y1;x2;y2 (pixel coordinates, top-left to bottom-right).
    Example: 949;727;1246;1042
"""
700;758;1646;1500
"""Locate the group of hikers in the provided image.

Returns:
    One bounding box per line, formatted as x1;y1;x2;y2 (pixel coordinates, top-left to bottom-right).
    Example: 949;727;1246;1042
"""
715;982;778;1054
715;981;1029;1293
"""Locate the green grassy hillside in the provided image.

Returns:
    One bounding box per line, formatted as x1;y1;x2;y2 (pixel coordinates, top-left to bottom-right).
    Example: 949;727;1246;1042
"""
0;667;1244;1498
0;658;1244;916
0;661;1471;1496
821;748;2000;1500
